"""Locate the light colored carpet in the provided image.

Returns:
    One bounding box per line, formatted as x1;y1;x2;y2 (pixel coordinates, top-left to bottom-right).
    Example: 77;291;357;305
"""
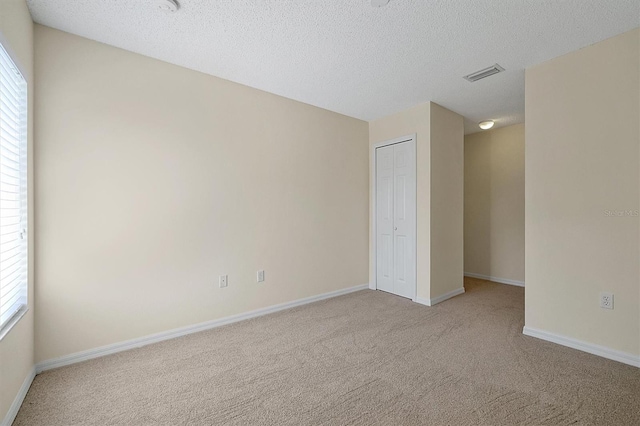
15;278;640;425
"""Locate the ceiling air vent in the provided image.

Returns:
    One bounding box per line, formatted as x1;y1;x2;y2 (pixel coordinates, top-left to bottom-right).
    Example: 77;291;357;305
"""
463;64;505;82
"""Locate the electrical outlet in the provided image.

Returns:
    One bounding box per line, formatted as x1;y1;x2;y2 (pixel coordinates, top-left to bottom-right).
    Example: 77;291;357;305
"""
600;292;614;309
219;275;228;288
257;270;265;283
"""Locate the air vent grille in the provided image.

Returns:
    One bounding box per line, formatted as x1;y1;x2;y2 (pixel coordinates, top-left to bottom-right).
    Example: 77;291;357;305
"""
463;64;505;82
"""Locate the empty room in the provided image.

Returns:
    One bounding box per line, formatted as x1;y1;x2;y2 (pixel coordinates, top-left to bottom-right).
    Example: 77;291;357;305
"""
1;0;639;425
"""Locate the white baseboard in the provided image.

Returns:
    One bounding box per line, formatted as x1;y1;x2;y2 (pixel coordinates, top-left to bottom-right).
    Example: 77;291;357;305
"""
415;297;430;306
523;326;640;368
464;272;524;287
1;366;35;426
415;287;465;307
36;283;369;374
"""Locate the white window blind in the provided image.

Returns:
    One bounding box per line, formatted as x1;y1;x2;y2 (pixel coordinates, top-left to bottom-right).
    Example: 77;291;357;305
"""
0;41;27;333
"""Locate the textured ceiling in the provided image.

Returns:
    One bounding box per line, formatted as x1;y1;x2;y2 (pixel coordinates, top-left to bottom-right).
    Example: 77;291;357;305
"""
26;0;640;134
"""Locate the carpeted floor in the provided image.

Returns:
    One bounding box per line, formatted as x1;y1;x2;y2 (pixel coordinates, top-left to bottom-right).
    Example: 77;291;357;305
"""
15;278;640;425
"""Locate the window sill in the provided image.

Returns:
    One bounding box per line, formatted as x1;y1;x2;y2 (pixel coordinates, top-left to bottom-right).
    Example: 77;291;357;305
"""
0;306;29;342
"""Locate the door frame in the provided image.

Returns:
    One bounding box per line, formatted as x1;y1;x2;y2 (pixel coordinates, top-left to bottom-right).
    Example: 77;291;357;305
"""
371;134;417;301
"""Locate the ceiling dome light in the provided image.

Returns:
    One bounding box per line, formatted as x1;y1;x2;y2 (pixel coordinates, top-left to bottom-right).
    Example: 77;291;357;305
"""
372;0;390;7
155;0;179;12
479;120;495;130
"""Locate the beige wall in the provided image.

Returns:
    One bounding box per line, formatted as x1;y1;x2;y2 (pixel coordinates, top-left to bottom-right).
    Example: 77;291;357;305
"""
430;103;464;298
369;102;463;302
0;0;34;421
464;124;525;283
525;29;639;356
34;25;369;362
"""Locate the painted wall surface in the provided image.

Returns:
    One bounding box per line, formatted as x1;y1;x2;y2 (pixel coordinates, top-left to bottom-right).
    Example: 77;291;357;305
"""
369;103;431;301
525;29;639;356
369;102;463;302
0;0;34;420
464;124;525;283
430;103;464;298
34;26;369;362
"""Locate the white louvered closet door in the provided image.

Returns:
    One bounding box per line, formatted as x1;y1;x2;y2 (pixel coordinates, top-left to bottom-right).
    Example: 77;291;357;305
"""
0;43;28;330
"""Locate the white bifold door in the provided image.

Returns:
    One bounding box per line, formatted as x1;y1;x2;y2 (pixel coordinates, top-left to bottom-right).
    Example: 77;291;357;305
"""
375;140;416;300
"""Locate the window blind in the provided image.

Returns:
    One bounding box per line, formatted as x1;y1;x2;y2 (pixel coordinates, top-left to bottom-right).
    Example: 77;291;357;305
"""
0;42;27;331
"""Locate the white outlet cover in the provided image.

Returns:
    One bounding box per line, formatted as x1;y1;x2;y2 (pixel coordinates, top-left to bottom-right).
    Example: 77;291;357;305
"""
219;275;228;288
257;270;265;282
600;292;614;309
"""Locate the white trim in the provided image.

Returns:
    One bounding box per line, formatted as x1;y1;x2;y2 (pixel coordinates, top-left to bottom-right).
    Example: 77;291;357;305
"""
0;307;28;342
36;284;368;373
523;326;640;368
0;30;29;82
370;134;417;300
464;272;524;287
1;366;35;426
414;297;430;306
414;287;465;307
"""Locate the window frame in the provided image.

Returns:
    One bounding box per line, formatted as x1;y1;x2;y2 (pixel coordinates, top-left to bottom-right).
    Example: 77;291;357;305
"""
0;38;28;342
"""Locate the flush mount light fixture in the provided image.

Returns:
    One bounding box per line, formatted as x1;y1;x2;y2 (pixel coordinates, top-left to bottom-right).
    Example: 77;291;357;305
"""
372;0;390;7
479;120;495;130
155;0;179;12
